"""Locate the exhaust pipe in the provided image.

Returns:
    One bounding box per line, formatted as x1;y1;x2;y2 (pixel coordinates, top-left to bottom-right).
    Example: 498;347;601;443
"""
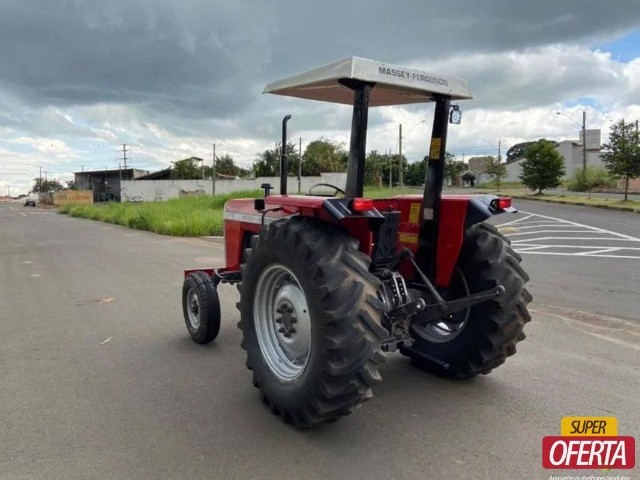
280;114;292;195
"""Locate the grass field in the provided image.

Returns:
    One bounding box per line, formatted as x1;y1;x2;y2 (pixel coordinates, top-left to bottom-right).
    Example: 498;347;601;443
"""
58;185;639;237
58;191;262;236
58;187;426;236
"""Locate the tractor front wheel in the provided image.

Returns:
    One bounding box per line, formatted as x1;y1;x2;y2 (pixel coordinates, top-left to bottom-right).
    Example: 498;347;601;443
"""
182;271;221;344
237;217;387;427
401;223;532;378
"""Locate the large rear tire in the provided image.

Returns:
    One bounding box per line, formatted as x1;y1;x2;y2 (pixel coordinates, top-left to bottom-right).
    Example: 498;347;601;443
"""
401;223;532;378
237;217;387;427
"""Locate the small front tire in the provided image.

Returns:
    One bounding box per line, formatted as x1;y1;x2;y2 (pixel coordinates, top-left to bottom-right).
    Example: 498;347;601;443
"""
182;271;221;344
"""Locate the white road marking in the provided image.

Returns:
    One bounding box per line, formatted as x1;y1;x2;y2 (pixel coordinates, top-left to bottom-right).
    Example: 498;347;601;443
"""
498;210;640;259
507;230;596;236
511;237;636;243
495;213;535;227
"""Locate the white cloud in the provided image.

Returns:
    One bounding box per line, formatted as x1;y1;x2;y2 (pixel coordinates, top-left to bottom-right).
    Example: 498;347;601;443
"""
1;1;640;194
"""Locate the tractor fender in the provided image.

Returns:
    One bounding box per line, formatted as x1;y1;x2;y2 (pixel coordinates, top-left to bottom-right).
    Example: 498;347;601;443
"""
463;195;517;231
436;195;516;287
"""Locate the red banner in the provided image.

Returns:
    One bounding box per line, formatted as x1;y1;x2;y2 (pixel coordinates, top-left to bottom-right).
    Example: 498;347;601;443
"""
542;436;635;469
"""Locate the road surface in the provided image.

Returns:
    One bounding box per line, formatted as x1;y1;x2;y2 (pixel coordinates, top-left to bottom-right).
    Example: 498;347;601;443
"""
1;202;638;479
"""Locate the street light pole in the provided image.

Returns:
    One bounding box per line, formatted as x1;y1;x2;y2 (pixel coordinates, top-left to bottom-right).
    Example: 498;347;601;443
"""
556;110;587;172
212;143;216;196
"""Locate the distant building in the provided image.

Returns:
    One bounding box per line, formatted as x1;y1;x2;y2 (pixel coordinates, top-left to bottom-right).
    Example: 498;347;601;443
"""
556;129;605;179
74;168;148;202
477;129;606;184
468;156;491;174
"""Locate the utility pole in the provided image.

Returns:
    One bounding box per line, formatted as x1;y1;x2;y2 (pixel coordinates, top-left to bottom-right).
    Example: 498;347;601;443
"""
298;137;302;194
39;166;42;191
81;165;84;173
497;141;502;192
122;144;129;169
398;124;403;189
212;143;216;196
388;149;392;187
582;110;587;172
118;163;122;202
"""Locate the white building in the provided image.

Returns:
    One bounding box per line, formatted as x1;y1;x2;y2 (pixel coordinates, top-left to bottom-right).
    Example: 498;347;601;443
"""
478;129;605;184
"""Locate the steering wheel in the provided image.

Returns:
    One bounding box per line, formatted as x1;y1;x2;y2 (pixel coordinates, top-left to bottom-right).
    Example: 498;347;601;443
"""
308;183;346;197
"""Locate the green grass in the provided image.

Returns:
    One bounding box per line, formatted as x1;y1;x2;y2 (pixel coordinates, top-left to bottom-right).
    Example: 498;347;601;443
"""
58;190;262;236
476;181;525;190
363;186;423;198
58;184;639;238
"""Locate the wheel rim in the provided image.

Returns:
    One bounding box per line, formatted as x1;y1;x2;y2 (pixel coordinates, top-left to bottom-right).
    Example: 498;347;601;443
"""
414;267;471;343
254;264;312;381
186;288;201;330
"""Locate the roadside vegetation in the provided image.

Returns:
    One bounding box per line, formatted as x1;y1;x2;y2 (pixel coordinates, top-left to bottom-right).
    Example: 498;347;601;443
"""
58;191;261;236
57;178;639;239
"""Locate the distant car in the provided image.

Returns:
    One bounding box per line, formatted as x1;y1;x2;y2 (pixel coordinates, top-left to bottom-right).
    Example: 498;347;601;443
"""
24;199;36;207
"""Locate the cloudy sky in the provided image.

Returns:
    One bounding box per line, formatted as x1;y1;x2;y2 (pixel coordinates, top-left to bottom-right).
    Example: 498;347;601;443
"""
2;0;640;195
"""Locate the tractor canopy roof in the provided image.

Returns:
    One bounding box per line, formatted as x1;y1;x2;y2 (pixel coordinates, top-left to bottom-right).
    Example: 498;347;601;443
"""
263;57;472;106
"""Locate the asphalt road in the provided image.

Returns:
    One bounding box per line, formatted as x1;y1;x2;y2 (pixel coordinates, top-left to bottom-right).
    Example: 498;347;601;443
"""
1;203;639;480
490;199;640;321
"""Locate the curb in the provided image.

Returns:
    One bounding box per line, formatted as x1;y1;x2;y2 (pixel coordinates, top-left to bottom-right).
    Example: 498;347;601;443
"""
508;194;640;214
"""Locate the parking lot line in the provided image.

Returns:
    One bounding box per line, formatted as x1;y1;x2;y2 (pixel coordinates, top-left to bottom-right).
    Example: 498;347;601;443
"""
498;211;640;259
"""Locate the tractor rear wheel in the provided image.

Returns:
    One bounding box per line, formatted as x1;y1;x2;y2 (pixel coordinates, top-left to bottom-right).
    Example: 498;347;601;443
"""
401;222;532;378
237;217;387;427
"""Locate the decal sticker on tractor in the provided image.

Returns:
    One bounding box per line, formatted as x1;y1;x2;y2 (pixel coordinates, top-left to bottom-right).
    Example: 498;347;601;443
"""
429;137;442;159
408;202;421;224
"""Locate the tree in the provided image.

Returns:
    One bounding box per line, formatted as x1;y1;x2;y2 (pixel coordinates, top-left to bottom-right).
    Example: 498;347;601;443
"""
405;156;428;186
171;157;203;179
32;177;64;193
364;150;389;187
252;143;300;178
444;153;466;186
215;154;238;177
601;119;640;201
519;139;566;194
302;139;347;176
484;155;507;191
506;141;536;163
461;171;476;187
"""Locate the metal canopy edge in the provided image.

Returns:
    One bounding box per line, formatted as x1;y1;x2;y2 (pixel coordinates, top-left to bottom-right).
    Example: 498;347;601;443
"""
263;57;472;106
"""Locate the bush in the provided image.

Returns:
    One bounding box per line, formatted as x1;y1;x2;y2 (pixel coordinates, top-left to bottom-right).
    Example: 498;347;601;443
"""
566;168;616;193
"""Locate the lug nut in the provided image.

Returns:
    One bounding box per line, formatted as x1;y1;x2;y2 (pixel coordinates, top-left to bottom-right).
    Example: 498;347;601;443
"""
275;317;283;324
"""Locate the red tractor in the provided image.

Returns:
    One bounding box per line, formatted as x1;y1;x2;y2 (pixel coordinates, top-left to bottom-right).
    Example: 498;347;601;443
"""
182;57;531;427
